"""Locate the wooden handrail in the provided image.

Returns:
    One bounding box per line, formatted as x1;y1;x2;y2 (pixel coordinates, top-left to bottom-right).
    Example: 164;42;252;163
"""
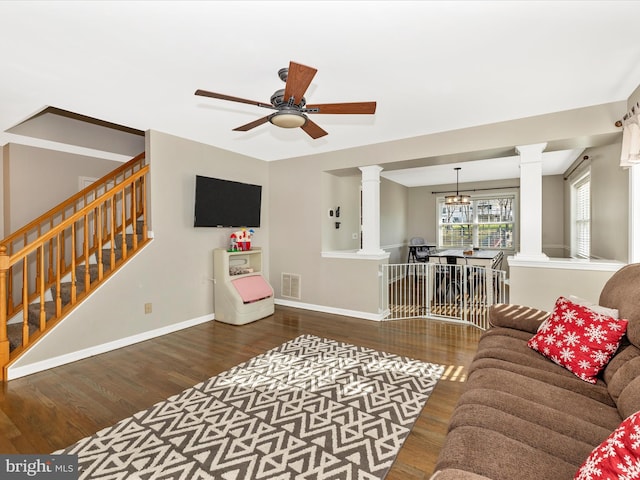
0;153;150;380
3;152;145;252
7;167;148;264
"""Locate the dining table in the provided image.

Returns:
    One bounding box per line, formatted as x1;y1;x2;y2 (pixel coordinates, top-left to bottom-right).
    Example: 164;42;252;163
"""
428;249;502;267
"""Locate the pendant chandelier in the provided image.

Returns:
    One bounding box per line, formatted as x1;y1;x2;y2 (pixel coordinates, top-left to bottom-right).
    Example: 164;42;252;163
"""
444;167;471;205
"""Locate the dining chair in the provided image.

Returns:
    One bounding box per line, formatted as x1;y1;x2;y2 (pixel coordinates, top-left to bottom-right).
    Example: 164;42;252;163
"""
409;237;435;263
434;256;462;304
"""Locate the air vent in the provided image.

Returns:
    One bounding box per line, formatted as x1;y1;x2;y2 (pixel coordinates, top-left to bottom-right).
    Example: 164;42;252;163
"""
281;273;301;300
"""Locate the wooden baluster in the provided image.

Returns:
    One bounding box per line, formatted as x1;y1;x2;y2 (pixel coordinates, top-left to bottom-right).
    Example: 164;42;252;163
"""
55;235;62;316
131;181;138;249
22;258;28;346
70;224;77;304
35;242;41;296
102;194;108;244
83;215;90;292
0;246;10;380
92;202;98;248
141;175;148;241
48;218;54;283
38;245;45;330
7;265;14;316
60;212;66;277
97;205;103;280
110;197;116;269
121;190;127;260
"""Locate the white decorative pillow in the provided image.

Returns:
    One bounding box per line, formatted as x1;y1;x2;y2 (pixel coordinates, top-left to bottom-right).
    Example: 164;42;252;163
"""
537;295;620;333
568;295;620;319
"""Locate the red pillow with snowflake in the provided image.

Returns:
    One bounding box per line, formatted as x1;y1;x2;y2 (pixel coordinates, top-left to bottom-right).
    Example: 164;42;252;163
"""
575;410;640;479
527;296;628;384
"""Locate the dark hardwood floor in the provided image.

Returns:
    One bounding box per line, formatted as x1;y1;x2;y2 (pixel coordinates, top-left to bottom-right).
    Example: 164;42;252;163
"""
0;305;482;479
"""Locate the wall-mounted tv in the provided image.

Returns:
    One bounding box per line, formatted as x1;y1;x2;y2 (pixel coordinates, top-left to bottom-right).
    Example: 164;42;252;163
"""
194;175;262;228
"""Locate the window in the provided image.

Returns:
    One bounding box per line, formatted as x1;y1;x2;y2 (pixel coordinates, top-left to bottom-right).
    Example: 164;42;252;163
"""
438;195;515;249
572;172;590;258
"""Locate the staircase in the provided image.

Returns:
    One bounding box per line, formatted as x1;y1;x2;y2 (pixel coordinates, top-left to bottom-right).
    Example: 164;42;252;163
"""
0;153;150;380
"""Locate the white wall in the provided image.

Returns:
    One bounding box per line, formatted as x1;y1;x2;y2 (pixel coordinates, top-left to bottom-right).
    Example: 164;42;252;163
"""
7;100;632;374
9;130;270;374
321;173;361;252
562;143;628;261
380;177;408;264
541;175;565;257
267;102;626;319
590;143;628;261
3;143;122;234
509;262;621;311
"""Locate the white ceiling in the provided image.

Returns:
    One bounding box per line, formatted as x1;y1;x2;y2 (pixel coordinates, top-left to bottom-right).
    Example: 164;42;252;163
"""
1;1;640;185
380;149;585;187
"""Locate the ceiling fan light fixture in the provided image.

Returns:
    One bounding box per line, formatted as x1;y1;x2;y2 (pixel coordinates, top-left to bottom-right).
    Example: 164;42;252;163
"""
269;110;307;128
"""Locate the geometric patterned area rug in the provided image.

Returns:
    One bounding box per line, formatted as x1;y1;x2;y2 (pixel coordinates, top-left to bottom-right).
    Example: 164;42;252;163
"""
55;334;444;479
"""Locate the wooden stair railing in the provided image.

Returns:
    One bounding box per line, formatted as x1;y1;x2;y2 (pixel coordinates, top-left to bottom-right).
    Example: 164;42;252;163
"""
0;153;150;380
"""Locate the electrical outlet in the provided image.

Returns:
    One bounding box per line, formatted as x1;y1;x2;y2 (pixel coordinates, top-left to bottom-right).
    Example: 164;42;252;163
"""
144;303;152;314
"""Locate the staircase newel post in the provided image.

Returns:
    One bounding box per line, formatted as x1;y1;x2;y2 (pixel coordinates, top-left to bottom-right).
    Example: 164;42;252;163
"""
0;246;10;380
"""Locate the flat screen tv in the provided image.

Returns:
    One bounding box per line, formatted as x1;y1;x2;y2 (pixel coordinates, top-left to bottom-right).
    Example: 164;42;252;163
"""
194;175;262;228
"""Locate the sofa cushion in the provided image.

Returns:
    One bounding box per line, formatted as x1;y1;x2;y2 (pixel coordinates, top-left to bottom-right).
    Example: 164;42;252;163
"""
431;469;492;480
469;357;614;406
574;410;640;480
599;263;640;348
466;368;622;431
455;388;614;447
448;403;599;467
606;350;640;404
435;426;582;480
489;303;550;333
618;376;640;420
602;341;636;384
527;297;628;384
472;329;614;405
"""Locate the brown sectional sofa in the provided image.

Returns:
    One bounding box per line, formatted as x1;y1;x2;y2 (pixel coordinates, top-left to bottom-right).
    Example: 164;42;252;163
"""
431;263;640;480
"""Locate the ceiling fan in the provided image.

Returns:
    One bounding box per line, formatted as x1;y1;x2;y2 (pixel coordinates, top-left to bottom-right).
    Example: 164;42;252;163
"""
195;61;377;139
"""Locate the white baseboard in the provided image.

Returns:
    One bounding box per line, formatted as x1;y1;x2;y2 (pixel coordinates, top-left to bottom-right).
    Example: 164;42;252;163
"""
7;313;215;380
274;298;385;322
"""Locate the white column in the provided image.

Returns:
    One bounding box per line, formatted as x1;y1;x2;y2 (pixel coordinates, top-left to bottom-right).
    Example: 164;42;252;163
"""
514;143;549;261
358;165;385;255
630;164;640;263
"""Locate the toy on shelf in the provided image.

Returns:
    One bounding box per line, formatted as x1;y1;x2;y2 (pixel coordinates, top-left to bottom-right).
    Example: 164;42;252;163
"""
228;228;254;252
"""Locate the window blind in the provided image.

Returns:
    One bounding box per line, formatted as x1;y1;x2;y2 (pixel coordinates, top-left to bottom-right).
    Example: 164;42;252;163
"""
574;176;590;258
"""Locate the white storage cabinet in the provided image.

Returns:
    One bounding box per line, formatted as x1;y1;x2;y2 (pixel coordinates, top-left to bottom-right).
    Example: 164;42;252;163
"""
213;247;274;325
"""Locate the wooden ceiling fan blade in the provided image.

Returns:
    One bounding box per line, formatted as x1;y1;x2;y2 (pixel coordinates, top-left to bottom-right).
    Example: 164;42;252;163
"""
301;119;328;139
195;89;272;109
306;102;377;114
233;116;270;132
283;62;317;105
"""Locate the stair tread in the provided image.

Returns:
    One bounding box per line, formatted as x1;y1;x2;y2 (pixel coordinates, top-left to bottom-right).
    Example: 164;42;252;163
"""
10;223;147;353
7;322;37;351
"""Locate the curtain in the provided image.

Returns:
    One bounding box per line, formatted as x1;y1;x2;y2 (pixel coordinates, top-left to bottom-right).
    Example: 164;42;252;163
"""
621;102;640;167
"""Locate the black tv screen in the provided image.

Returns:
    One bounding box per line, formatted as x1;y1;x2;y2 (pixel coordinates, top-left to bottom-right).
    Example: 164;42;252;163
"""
194;175;262;228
